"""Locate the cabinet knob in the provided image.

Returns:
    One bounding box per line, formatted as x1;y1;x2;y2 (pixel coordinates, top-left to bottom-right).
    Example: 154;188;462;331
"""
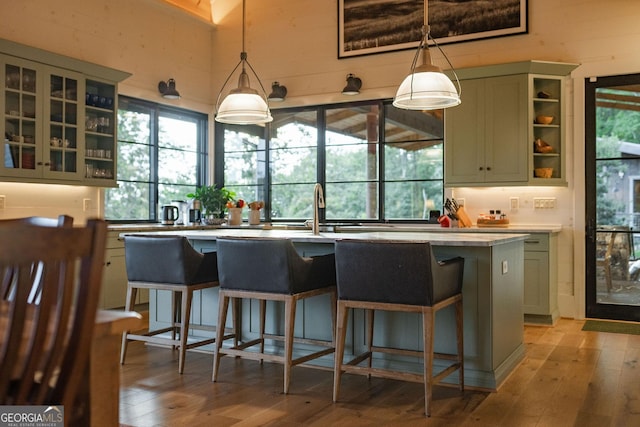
486;166;491;171
479;167;484;171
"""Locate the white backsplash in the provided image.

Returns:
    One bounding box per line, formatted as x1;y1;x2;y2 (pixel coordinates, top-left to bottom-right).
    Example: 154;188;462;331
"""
0;182;101;224
449;186;573;227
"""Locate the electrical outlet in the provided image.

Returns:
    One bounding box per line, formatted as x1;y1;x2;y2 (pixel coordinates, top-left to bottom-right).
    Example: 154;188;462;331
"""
457;198;465;207
0;195;5;210
83;198;91;212
510;197;519;210
533;197;556;209
502;260;508;274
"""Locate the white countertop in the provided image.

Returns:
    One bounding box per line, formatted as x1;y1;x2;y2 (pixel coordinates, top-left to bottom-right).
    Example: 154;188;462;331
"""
118;227;529;247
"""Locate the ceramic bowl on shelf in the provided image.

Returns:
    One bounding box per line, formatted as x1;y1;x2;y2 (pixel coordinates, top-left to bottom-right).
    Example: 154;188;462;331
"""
534;167;553;178
534;138;554;153
535;115;554;125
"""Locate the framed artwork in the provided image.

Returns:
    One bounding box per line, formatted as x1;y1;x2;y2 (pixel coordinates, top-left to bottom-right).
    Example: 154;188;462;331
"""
338;0;528;58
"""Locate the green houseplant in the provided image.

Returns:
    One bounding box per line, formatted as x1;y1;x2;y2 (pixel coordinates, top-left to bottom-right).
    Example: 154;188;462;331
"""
187;185;236;223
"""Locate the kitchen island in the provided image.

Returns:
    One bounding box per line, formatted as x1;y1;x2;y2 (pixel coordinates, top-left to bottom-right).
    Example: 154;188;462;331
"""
122;228;528;390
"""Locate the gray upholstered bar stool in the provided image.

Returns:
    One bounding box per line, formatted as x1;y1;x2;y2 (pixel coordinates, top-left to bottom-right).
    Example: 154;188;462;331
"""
333;239;464;417
212;237;336;394
121;235;233;374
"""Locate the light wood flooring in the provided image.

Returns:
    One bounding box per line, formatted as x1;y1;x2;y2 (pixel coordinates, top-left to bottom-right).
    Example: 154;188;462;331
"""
119;319;640;426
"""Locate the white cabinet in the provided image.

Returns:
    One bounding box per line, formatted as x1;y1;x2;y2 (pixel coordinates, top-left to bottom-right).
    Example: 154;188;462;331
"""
0;39;129;186
523;233;558;325
445;61;578;187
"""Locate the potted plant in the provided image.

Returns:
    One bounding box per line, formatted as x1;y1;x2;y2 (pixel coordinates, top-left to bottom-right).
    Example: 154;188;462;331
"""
186;185;236;224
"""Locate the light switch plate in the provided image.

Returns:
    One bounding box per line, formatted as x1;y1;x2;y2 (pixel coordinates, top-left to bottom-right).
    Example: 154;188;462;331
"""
0;195;5;210
510;197;519;210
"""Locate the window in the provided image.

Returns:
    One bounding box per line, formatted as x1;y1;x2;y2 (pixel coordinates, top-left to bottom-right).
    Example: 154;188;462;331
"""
105;97;208;221
216;100;443;223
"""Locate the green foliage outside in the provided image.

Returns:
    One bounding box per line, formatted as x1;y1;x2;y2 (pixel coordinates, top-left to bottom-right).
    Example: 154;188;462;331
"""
595;89;640;226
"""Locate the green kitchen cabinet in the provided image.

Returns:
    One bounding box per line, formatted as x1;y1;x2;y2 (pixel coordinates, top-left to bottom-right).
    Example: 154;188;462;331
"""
523;233;559;325
100;232;148;309
445;74;529;185
445;61;578;187
0;38;129;187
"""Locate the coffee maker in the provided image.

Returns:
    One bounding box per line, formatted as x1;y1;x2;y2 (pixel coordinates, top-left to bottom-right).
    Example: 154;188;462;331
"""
171;200;189;225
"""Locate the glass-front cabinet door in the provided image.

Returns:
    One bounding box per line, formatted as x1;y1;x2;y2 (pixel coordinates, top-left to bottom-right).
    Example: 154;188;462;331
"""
2;56;39;177
44;67;84;180
84;78;116;183
1;56;85;181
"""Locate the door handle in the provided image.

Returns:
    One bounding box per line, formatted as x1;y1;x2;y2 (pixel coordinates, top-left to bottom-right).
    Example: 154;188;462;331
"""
586;218;596;242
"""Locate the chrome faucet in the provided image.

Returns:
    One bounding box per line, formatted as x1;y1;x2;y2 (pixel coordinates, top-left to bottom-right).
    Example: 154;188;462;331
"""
312;183;325;235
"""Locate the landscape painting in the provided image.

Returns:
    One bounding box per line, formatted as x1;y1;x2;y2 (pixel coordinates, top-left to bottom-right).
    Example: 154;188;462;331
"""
338;0;527;58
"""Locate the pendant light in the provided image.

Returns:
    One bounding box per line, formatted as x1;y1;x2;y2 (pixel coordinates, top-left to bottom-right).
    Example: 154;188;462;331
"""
215;0;272;124
393;0;461;110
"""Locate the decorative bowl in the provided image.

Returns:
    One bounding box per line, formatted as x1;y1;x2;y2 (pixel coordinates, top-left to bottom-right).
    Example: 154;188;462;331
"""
534;138;554;153
534;167;553;178
535;115;554;125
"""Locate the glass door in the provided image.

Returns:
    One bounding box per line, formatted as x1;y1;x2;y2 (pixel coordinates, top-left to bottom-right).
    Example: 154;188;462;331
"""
586;73;640;321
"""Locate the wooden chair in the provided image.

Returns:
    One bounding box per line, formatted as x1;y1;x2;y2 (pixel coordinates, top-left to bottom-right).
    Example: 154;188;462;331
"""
1;215;73;303
0;214;73;227
0;219;107;422
212;237;336;394
121;235;233;374
333;239;464;417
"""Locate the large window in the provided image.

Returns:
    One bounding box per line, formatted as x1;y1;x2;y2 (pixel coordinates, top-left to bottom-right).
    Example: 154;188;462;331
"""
105;97;207;221
216;100;443;223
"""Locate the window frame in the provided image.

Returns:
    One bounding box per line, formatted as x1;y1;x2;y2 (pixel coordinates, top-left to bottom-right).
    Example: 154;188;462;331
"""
214;98;444;224
106;96;208;223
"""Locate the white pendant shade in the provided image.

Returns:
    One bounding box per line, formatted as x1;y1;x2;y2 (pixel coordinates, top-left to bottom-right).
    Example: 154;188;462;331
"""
393;70;461;110
216;92;273;124
214;0;272;125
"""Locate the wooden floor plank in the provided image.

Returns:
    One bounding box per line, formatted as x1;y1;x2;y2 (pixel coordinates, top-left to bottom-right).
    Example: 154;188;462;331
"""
118;319;640;426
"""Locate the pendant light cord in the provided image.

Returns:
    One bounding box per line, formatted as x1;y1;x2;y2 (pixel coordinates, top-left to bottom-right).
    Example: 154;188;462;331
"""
417;0;461;98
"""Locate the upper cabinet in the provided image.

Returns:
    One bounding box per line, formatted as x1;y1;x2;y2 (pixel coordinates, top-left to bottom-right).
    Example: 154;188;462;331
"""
445;61;579;187
0;39;130;187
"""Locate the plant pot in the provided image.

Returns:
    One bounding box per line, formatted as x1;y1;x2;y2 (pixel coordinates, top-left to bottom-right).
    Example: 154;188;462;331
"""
227;208;243;226
248;210;261;225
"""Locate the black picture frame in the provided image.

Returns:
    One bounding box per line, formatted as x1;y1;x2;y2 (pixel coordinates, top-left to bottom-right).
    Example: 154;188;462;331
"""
338;0;528;59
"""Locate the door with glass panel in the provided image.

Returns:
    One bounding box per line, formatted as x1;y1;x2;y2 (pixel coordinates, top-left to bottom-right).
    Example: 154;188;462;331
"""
586;73;640;321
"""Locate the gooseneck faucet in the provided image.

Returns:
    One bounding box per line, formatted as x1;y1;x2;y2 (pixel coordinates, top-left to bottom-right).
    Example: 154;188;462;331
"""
312;183;325;235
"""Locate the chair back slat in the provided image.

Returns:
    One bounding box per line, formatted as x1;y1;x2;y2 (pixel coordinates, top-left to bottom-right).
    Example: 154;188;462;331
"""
0;219;106;409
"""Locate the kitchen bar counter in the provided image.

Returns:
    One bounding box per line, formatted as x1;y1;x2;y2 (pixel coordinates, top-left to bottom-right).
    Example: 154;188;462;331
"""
122;227;528;391
120;227;528;246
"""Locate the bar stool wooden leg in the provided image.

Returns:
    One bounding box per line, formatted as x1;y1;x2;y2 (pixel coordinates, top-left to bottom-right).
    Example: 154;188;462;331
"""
455;298;464;390
171;291;178;346
422;307;435;417
259;299;266;362
178;289;193;374
212;292;230;382
120;285;138;365
283;295;297;394
333;300;349;402
366;309;374;374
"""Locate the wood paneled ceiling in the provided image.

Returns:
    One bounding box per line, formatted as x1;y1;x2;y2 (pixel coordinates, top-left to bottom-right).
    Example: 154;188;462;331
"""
160;0;213;23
